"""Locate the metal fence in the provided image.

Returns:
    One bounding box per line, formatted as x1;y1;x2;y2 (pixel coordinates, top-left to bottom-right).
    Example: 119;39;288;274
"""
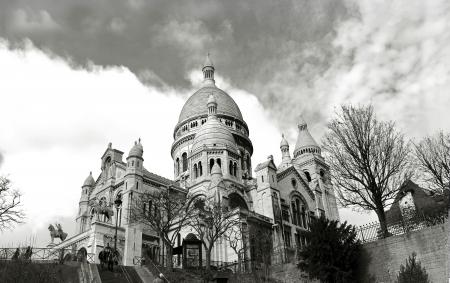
0;247;95;264
357;211;448;243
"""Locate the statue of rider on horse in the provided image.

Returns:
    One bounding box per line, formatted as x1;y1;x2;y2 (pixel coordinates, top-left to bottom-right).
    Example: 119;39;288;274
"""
90;199;114;222
48;223;68;243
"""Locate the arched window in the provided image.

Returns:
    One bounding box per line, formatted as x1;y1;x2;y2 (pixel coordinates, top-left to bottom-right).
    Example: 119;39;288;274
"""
182;152;188;172
301;206;307;228
216;158;221;168
193;164;198;178
176;158;180;176
198;162;203;176
233;162;237;177
291;178;297;189
290;196;306;228
229;161;233;176
304;171;312;182
209;159;215;173
229;193;248;210
320;169;325;180
246;155;251;173
291;201;298;225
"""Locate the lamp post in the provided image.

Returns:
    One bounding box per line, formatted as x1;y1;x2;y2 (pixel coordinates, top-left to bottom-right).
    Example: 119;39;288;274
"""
114;196;122;253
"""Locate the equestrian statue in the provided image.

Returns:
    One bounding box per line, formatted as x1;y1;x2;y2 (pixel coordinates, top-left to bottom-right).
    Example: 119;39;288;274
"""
48;223;68;243
91;199;114;222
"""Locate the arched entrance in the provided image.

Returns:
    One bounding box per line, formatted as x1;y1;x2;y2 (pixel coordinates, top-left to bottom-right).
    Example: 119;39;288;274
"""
77;247;87;262
229;193;248;211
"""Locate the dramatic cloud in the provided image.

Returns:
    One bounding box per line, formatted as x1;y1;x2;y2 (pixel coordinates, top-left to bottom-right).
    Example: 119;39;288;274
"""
317;0;450;138
0;0;348;130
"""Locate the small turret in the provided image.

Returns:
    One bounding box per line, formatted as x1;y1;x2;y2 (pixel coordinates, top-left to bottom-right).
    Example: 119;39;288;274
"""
82;171;95;188
77;171;94;233
126;139;144;173
128;139;144;159
278;134;292;171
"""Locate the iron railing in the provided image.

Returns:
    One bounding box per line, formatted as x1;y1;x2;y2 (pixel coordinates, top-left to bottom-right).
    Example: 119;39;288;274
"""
0;247;95;264
357;211;448;243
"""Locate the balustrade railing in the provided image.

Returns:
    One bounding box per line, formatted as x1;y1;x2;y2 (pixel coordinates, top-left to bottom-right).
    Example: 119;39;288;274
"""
357;210;448;243
0;247;95;264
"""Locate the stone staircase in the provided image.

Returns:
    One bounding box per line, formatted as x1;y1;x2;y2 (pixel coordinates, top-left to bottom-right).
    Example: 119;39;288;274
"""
134;266;156;282
96;265;143;283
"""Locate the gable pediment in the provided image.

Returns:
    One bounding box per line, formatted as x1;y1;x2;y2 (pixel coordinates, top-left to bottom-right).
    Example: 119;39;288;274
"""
277;166;315;200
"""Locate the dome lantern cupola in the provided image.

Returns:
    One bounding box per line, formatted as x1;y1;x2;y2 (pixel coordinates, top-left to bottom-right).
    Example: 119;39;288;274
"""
202;53;215;86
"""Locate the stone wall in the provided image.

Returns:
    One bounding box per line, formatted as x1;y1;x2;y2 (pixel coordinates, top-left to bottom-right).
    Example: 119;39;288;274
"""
363;222;448;283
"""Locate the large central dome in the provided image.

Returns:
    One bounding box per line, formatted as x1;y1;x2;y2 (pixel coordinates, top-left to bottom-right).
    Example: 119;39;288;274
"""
178;86;243;123
171;54;254;181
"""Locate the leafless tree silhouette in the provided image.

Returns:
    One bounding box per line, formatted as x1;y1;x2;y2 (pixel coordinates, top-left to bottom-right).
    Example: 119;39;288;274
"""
323;105;411;236
188;198;240;271
0;177;25;231
413;131;450;194
129;188;194;268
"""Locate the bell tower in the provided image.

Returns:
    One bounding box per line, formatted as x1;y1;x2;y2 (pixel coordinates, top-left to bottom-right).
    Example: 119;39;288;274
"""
292;117;339;220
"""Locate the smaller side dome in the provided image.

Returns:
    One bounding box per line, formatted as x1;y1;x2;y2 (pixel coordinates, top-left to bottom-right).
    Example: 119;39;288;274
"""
191;96;237;153
128;138;144;158
83;171;95;187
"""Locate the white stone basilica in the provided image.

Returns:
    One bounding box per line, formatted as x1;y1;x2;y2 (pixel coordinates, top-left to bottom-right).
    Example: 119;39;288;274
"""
54;55;339;267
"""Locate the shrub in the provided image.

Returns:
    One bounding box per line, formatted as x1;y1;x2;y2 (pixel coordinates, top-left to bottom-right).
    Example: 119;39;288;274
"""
298;216;362;283
397;253;430;283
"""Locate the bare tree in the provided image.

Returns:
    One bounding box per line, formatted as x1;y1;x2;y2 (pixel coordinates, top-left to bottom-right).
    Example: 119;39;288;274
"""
129;188;193;268
188;199;240;271
323;105;411;236
0;177;25;231
223;219;248;272
413;131;450;194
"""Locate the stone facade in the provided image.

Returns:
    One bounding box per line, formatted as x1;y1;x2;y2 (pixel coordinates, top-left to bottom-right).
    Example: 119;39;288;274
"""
57;54;339;267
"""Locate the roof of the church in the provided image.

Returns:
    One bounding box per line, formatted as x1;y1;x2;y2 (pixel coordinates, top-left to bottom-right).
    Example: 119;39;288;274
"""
255;156;277;171
178;86;243;123
143;168;178;187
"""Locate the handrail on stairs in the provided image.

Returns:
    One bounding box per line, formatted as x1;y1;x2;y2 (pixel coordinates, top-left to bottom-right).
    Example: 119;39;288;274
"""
134;256;170;283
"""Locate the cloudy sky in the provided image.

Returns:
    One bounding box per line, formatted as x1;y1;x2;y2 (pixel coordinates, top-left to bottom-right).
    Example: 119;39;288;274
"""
1;0;449;246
